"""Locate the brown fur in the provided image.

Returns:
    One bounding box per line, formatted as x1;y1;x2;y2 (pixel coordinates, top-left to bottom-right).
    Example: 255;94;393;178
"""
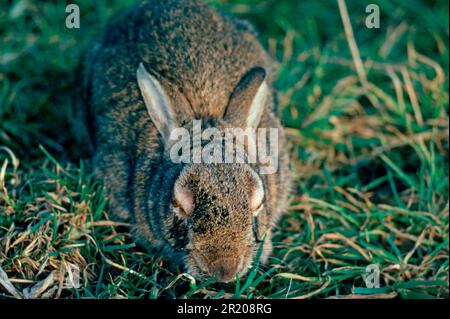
84;0;292;282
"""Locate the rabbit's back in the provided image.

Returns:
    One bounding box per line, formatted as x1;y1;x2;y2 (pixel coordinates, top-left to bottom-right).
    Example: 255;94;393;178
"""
86;0;272;126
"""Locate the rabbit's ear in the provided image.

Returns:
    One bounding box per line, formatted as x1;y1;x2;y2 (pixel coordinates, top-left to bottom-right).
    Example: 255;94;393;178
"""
137;62;176;141
224;67;268;128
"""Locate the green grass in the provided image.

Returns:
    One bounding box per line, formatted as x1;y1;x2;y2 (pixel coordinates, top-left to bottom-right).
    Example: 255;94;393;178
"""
0;0;448;299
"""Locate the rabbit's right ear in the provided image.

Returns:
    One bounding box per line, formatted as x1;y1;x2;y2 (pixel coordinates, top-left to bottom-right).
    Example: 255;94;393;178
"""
137;62;176;141
224;67;268;128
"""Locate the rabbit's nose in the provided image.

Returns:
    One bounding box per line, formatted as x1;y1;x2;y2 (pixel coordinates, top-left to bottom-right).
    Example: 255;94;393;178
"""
209;257;242;282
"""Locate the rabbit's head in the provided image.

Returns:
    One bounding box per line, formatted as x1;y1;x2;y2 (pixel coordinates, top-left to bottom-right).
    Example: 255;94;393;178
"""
137;63;273;282
173;163;269;282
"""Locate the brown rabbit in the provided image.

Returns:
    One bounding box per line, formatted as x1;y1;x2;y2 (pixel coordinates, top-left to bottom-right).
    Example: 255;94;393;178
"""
84;0;292;282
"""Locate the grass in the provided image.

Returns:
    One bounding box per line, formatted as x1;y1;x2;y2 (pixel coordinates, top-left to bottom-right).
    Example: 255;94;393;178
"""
0;0;448;299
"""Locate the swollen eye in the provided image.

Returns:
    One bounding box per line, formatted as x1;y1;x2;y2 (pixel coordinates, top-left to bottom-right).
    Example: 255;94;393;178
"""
252;204;265;243
249;179;264;211
252;203;264;217
173;184;194;218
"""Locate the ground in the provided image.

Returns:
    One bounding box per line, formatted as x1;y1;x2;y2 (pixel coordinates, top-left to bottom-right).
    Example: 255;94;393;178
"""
0;0;448;299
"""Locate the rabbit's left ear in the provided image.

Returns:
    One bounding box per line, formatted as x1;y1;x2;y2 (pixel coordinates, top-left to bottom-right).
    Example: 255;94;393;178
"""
137;62;176;142
224;67;268;128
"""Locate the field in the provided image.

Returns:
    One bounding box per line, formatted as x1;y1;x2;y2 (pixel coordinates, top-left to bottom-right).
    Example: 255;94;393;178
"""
0;0;448;299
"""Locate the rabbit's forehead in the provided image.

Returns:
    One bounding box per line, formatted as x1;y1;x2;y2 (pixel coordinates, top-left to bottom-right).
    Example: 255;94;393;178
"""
191;209;252;238
188;174;254;208
183;163;259;188
191;188;249;217
176;164;263;214
189;189;253;234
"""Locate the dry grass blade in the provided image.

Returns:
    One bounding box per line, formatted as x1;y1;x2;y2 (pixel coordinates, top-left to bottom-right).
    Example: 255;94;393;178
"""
337;0;368;87
293;277;332;299
0;266;22;298
328;292;398;299
23;271;55;299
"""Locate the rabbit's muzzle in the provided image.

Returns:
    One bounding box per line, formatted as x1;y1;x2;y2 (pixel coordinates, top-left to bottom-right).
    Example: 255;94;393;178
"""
207;256;245;283
189;250;249;283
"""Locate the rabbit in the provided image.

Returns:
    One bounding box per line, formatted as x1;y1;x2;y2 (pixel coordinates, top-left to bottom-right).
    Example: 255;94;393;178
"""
84;0;292;283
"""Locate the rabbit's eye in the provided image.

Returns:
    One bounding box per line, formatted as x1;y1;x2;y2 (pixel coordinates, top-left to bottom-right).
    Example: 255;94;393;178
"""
252;205;265;243
173;184;194;218
252;203;264;217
